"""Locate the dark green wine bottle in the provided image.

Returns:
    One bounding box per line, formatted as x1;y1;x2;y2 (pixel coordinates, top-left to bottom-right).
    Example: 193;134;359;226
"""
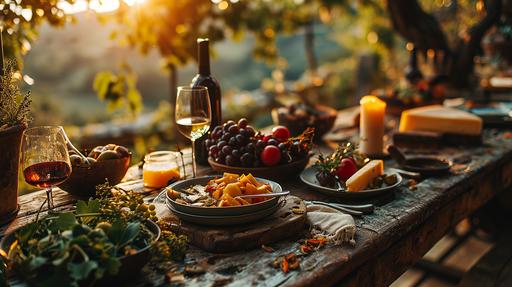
191;38;222;165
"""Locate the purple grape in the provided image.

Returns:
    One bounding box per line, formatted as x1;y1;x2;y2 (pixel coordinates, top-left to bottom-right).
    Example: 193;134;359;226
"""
256;140;265;150
221;133;231;141
228;125;239;135
217;141;227;149
240;153;254;166
239;128;251;138
238;118;248;128
232;149;241;158
213;125;222;133
246;126;255;136
246;142;255;152
209;145;219;154
225;155;236;166
211;131;220;140
236;134;248;145
222;145;233;155
267;139;279;146
278;143;287;151
228;137;237;146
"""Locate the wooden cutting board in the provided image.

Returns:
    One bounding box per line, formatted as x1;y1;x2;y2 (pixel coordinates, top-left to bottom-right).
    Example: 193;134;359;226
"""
155;196;307;253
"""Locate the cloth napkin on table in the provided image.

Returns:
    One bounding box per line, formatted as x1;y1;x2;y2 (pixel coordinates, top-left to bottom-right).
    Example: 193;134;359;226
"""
306;204;356;246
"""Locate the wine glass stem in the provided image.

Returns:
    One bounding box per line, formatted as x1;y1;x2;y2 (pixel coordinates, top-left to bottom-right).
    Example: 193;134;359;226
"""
46;187;54;211
191;139;197;178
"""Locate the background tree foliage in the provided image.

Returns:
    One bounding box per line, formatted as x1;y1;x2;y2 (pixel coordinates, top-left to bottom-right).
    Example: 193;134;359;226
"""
0;0;76;66
1;0;490;106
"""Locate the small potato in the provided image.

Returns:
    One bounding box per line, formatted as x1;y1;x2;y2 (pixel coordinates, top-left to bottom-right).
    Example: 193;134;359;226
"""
212;189;222;200
256;184;271;194
166;188;180;200
235;197;250;205
245;174;258;186
245;183;258;195
224;183;242;197
221;193;241;206
218;200;230;207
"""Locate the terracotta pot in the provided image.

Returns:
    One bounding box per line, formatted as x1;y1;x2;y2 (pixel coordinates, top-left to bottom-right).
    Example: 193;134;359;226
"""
0;124;25;224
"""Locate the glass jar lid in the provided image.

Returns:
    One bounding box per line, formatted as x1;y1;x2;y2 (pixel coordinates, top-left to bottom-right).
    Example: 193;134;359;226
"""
144;151;178;163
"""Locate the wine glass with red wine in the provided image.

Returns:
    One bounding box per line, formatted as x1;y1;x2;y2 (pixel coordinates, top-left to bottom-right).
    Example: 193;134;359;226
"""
22;126;72;212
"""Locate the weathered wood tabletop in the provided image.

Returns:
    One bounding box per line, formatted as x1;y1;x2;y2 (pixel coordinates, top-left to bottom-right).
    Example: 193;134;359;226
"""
3;109;512;287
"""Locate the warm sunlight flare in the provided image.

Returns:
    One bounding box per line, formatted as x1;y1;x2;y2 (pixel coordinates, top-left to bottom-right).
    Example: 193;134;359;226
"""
58;0;146;14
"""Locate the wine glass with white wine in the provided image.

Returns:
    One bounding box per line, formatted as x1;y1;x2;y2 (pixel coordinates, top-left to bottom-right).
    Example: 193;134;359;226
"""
175;86;211;177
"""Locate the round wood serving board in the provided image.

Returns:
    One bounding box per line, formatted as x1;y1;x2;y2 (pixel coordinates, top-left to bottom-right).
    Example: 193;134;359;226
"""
154;196;307;253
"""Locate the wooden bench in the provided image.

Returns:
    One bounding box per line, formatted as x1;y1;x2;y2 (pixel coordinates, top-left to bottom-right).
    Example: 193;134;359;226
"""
458;232;512;287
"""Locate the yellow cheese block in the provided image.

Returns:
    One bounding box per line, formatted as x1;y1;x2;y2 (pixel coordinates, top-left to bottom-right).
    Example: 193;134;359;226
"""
399;105;482;136
346;160;384;192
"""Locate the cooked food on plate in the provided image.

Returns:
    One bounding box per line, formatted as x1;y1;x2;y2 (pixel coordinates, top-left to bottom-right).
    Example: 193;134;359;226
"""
166;173;273;207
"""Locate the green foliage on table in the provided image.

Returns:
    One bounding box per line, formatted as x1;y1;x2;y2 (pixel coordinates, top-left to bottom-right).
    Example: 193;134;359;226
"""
1;182;187;287
0;59;31;129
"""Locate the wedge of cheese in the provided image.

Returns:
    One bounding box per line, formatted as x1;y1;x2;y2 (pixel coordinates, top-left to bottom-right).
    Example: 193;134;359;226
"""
399;105;482;136
346;160;383;192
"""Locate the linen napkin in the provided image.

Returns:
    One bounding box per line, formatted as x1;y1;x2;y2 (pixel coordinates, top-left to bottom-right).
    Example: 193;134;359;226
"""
306;204;356;246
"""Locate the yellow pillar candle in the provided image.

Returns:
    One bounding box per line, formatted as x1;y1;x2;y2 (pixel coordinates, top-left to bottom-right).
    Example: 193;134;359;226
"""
359;95;386;156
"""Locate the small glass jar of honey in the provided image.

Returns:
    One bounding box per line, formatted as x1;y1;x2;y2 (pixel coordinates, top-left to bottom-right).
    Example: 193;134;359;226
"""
143;151;181;188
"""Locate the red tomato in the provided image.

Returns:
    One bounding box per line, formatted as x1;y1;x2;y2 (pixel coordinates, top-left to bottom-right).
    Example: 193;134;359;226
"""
336;158;358;181
263;135;273;142
272;126;291;141
260;146;282;166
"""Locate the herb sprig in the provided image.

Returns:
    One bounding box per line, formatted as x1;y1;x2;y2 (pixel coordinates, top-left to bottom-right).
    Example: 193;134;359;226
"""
0;59;31;129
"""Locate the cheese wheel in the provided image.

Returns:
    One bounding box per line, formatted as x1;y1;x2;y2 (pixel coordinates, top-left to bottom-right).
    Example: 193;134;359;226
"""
399;105;482;136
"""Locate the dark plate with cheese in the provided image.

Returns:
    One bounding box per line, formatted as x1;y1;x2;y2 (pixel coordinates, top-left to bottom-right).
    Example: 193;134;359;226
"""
300;167;403;199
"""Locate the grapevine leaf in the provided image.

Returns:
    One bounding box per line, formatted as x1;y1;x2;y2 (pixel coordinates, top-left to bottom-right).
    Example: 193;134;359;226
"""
55;212;78;231
106;221;140;248
75;200;100;224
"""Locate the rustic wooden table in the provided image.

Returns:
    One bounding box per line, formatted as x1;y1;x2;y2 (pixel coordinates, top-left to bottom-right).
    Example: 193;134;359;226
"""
3;109;512;287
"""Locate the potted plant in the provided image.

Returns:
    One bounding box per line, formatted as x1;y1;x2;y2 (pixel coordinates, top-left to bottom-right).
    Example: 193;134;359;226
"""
0;59;31;224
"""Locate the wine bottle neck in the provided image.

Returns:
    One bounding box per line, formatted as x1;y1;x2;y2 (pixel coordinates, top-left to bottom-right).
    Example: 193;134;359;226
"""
198;39;211;76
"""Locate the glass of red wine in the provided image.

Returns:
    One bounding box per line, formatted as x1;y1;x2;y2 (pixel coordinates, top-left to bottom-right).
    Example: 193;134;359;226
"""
22;126;72;212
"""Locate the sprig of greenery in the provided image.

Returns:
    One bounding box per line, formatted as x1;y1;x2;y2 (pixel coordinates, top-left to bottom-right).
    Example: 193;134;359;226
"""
314;142;368;174
0;59;31;129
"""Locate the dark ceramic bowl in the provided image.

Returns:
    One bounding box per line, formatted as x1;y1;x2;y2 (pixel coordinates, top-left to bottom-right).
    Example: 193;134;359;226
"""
0;219;160;286
208;156;309;180
58;154;131;198
272;104;337;141
166;175;282;216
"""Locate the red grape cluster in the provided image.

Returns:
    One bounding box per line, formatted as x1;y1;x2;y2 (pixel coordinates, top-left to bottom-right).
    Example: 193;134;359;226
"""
206;118;312;167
